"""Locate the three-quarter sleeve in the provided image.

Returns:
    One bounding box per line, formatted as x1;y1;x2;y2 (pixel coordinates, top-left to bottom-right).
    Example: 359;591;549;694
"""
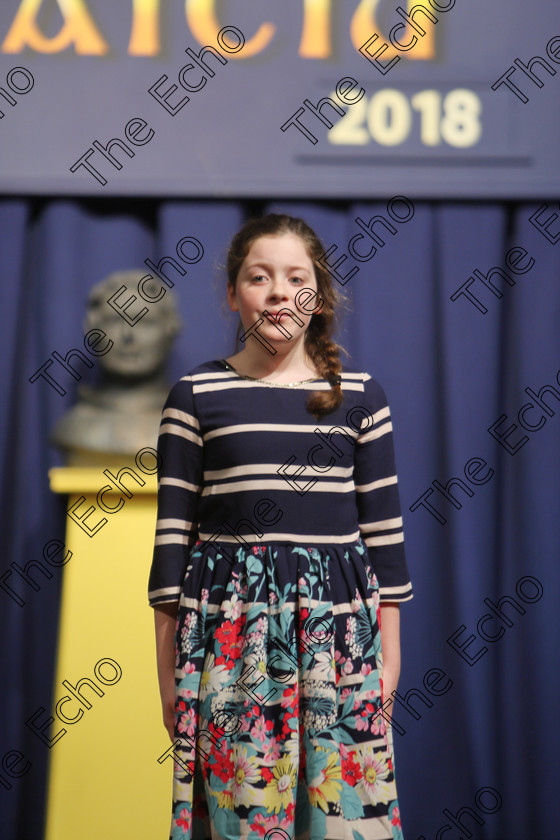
147;376;204;607
354;373;413;603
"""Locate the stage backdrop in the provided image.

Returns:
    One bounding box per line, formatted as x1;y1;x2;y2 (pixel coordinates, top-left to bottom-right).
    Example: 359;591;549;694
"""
1;196;560;840
0;0;560;197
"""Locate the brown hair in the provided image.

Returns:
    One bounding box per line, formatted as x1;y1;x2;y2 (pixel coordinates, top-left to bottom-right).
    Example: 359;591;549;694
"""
226;213;350;419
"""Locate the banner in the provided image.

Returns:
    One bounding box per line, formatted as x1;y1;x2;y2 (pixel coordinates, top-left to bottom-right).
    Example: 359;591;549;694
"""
0;0;559;197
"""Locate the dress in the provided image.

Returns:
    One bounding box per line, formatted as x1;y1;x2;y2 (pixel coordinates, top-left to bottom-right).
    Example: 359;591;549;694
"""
148;359;413;840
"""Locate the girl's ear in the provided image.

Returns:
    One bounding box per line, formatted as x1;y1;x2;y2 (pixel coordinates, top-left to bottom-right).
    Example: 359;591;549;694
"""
226;282;238;313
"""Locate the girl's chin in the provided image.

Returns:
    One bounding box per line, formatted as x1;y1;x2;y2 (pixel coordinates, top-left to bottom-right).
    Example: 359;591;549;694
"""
242;322;305;340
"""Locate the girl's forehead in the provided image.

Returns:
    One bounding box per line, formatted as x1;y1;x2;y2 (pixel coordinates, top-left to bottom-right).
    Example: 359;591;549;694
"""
245;232;311;261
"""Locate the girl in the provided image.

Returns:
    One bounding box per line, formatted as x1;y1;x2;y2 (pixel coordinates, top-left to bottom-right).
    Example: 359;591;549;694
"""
148;214;413;840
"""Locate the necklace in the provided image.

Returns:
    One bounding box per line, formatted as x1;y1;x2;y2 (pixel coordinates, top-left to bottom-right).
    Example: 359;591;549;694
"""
221;359;323;388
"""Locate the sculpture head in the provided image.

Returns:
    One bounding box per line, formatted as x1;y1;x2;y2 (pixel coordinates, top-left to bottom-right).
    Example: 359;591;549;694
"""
84;270;181;381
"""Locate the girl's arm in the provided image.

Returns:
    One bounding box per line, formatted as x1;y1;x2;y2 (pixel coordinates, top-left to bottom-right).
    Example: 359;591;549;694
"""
148;377;204;739
154;601;179;741
379;603;401;713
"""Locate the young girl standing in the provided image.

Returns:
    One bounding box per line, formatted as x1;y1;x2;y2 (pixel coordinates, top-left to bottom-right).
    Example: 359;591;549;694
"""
148;214;413;840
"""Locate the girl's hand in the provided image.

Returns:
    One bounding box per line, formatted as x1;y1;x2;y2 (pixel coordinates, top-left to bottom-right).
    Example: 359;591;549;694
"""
379;603;401;719
153;602;179;742
381;669;400;714
161;679;176;742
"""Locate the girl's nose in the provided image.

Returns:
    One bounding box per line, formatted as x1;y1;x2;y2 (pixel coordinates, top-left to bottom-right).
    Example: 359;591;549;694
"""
268;282;290;301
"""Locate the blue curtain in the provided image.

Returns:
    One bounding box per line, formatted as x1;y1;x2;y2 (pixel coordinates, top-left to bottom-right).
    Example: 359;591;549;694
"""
1;196;559;839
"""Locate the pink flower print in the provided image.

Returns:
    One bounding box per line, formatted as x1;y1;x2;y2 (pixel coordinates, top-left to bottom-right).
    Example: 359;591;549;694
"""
250;812;271;837
251;804;295;837
355;702;376;732
372;717;386;736
351;593;363;613
261;736;282;765
177;707;197;737
177;686;196;701
250;714;274;742
176;807;191;832
240;713;254;733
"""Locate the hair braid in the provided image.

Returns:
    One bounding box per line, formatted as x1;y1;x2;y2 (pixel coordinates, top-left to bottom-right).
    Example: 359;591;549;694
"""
305;329;345;420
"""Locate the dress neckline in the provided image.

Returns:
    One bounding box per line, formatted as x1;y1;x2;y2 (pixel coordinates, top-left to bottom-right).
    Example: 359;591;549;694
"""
220;359;323;388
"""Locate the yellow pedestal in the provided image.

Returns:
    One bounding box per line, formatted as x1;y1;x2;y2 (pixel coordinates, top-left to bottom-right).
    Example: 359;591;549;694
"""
46;466;171;840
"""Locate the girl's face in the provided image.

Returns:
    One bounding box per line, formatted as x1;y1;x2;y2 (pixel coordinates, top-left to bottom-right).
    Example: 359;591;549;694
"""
227;233;319;350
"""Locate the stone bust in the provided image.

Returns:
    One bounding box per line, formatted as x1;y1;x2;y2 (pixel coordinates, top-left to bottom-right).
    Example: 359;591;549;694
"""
50;270;181;465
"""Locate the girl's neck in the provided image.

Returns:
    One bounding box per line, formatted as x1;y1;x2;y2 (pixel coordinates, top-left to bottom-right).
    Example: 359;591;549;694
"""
225;348;319;382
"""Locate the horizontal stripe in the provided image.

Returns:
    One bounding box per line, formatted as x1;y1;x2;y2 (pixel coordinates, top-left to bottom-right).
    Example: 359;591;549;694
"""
201;478;356;495
204;463;354;480
190;370;366;383
359;516;403;532
161;406;200;429
156;518;192;531
148;585;182;600
372;405;391;425
363;533;405;546
379;584;414;602
154;534;193;546
160;477;201;493
194;380;335;394
355;476;398;493
204;423;360;442
358;419;393;444
191;377;366;395
380;583;413;595
159;422;202;445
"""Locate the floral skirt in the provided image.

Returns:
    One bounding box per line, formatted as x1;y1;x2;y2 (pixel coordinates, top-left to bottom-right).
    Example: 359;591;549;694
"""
168;538;404;840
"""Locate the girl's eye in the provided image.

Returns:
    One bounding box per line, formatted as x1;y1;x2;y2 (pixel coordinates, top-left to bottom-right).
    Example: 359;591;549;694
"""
252;275;267;282
290;276;304;284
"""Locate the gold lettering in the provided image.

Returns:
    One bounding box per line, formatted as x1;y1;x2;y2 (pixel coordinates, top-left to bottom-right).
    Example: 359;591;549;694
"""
2;0;108;54
185;0;275;58
299;0;331;58
128;0;160;56
350;0;435;61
